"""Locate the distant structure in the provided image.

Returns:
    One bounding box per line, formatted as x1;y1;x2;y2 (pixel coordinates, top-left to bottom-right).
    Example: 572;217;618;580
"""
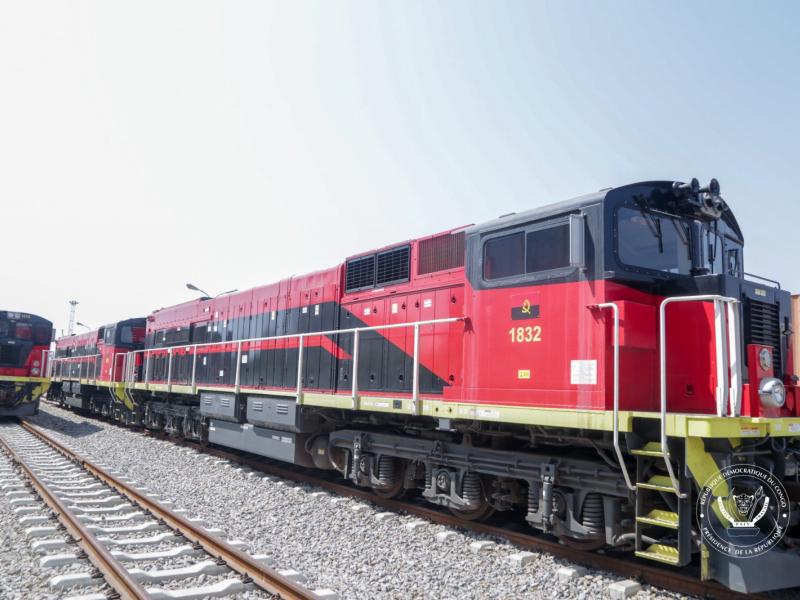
67;300;78;336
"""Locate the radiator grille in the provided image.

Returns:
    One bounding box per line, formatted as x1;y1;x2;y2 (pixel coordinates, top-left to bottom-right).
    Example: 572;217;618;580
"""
418;231;465;275
745;299;782;373
376;246;410;286
0;346;20;366
345;255;376;292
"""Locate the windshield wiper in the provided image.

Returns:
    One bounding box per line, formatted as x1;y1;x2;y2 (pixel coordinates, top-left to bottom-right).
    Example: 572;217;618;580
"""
634;196;664;253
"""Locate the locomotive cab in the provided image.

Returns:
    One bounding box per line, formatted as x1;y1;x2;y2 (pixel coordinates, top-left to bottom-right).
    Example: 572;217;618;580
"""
0;310;52;416
603;180;795;419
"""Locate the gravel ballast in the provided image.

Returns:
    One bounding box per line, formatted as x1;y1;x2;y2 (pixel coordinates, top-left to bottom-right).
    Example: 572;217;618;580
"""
15;404;697;600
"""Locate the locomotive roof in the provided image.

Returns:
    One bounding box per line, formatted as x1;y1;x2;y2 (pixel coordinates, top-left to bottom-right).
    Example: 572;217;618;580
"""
466;180;744;241
467;189;607;236
0;311;51;324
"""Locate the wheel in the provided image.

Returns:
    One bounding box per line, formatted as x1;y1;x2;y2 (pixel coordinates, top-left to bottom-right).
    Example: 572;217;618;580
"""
449;474;495;521
449;499;495;521
559;536;605;551
372;458;407;499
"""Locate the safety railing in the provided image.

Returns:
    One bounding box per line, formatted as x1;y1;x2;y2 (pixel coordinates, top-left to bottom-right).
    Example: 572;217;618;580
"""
39;349;49;378
48;354;102;383
659;295;741;498
120;317;465;416
591;303;635;491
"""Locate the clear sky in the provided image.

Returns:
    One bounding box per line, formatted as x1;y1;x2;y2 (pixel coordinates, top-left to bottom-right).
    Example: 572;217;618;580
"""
1;1;798;335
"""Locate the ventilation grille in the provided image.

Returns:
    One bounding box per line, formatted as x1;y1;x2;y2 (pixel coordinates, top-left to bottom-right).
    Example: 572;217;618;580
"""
418;231;465;275
746;300;782;374
376;246;410;286
345;255;376;292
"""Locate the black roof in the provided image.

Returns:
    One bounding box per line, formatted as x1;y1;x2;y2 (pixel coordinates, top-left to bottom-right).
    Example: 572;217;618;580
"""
467;180;743;241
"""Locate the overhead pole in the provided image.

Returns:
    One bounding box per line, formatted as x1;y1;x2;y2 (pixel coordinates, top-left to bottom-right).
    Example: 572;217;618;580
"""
67;300;78;336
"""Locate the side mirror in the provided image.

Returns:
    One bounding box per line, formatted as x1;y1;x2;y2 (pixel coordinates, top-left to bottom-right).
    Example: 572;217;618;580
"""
569;213;586;270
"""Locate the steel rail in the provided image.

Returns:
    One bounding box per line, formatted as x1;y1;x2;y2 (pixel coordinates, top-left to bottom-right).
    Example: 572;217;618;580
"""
20;421;319;600
0;429;151;600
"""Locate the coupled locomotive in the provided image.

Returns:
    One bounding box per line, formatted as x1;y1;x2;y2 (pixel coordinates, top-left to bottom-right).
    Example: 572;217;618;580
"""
50;180;800;593
0;311;52;416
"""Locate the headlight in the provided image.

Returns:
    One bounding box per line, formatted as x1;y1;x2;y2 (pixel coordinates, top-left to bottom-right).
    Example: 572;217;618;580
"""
33;360;40;368
759;348;772;371
31;367;40;376
759;377;786;408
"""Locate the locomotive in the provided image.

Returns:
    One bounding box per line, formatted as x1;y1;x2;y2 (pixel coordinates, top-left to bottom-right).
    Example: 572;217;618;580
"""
0;311;52;416
49;180;800;593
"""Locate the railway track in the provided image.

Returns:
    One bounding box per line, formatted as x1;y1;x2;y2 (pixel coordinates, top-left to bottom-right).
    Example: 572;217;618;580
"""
0;419;323;600
177;440;760;600
35;402;762;600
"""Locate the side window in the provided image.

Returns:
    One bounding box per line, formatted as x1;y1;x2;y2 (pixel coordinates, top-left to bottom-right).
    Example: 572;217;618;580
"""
526;224;570;272
483;232;524;280
726;247;741;277
191;324;208;344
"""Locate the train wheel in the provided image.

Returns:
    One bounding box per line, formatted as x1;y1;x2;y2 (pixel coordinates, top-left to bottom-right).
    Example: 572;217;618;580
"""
449;473;495;521
372;456;407;499
558;536;605;551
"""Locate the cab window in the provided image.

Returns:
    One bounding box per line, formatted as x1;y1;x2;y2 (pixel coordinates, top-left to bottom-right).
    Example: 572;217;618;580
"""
483;220;573;282
526;224;570;272
34;326;52;345
483;233;524;280
617;207;691;274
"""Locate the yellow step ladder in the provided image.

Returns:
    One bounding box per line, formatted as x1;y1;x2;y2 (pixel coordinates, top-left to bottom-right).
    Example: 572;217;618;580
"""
632;441;691;566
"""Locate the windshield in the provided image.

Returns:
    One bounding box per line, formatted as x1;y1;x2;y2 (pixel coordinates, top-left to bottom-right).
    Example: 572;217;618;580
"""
617;207;692;274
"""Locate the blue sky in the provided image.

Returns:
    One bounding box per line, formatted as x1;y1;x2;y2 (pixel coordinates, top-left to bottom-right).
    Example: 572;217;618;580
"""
1;1;798;332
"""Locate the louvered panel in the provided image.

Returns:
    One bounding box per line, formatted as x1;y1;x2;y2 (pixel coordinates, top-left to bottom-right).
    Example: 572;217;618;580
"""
376;246;410;286
345;255;376;292
418;231;465;275
745;299;782;373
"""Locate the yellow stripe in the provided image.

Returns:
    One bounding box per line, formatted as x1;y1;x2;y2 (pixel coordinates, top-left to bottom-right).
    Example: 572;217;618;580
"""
51;380;800;439
0;375;49;383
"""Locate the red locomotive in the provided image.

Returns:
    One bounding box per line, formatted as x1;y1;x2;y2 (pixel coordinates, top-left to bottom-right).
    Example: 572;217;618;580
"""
0;311;52;416
51;318;145;419
50;180;800;593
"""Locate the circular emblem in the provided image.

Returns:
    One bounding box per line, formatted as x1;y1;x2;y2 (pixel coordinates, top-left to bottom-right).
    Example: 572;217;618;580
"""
697;464;790;558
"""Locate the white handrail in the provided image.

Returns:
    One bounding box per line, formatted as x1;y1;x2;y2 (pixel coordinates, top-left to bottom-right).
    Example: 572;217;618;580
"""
592;303;635;491
49;353;102;383
660;295;739;499
120;317;464;407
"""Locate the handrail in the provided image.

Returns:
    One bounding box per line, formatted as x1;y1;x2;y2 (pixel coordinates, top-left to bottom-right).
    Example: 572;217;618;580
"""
743;272;780;289
592;303;635;491
49;353;102;383
119;317;465;410
659;295;740;499
40;349;49;378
